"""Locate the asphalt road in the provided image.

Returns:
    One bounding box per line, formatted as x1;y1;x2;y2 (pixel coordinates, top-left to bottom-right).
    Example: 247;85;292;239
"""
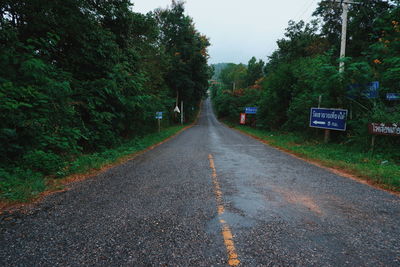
1;99;399;266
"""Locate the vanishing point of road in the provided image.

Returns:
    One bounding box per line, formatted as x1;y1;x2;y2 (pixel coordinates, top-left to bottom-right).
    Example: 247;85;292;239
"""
1;99;399;266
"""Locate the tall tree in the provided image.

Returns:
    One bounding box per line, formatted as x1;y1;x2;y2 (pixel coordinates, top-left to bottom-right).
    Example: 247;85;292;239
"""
313;0;393;57
155;1;211;117
0;0;211;182
245;57;265;87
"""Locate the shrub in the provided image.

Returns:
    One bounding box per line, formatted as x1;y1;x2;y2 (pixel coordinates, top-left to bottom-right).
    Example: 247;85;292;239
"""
0;168;45;201
22;150;65;176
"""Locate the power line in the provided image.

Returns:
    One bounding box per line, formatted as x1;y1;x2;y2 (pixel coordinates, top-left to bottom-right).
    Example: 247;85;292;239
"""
266;0;319;59
296;0;317;22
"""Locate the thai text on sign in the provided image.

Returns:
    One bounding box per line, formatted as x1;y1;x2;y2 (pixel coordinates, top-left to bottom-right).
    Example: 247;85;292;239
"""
309;108;348;131
368;123;400;136
312;110;346;120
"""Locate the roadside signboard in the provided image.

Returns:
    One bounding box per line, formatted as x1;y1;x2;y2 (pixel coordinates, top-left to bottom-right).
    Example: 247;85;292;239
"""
365;81;379;98
155;112;163;132
245;107;258;114
368;123;400;136
348;81;379;99
386;93;400;101
155;112;163;119
309;108;348;131
240;113;246;125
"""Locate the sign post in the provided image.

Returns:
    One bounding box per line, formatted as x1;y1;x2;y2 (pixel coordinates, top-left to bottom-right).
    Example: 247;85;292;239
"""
244;107;258;127
240;113;246;125
386;93;400;101
310;108;348;131
368;123;400;152
368;123;400;136
348;81;380;99
245;107;258;114
309;108;348;143
364;81;379;98
155;112;163;132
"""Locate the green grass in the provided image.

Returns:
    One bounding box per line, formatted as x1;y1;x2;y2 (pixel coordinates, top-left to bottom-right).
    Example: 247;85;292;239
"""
0;168;46;201
0;125;185;202
63;125;184;176
231;124;400;192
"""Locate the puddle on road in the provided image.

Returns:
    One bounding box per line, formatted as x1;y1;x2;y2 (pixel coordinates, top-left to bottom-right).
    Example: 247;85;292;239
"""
206;210;255;235
272;186;323;216
231;193;265;218
208;124;325;226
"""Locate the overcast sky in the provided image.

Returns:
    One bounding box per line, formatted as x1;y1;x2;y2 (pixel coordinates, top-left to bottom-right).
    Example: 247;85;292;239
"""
132;0;320;64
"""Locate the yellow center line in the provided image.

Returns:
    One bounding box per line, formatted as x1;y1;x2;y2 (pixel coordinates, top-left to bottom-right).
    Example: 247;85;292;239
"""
208;154;240;266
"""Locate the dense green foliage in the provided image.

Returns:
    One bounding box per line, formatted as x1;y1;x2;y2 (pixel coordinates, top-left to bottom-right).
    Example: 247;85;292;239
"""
210;57;264;121
211;1;400;160
0;0;210;200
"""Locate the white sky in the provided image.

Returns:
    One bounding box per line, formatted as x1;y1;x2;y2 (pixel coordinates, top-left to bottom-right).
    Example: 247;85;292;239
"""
131;0;320;64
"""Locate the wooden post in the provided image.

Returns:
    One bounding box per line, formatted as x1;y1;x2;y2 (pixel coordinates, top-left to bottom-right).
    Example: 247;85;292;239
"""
158;118;161;133
324;129;330;143
370;135;376;153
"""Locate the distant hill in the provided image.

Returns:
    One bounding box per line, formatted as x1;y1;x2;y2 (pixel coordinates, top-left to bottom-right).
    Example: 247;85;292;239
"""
211;63;230;80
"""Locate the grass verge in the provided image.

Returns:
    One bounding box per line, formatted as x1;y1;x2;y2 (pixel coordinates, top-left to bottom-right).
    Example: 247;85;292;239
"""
229;123;400;192
0;125;185;204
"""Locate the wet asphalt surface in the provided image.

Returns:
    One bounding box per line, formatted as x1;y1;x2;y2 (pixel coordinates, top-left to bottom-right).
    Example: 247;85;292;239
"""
1;99;400;266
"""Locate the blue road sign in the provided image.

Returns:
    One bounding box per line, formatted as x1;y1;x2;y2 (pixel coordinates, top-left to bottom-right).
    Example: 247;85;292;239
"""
347;81;379;99
155;112;163;119
309;108;348;131
386;93;400;101
365;81;379;98
245;107;258;114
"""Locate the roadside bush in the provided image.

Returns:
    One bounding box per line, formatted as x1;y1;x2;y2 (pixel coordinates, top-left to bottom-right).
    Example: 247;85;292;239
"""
22;150;65;176
0;168;45;201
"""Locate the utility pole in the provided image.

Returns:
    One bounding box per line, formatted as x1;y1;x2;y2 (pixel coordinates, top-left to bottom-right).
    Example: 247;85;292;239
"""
181;100;183;125
339;0;349;73
325;0;360;143
335;0;360;73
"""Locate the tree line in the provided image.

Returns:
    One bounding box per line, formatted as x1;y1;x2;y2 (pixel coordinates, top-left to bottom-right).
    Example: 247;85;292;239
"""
211;0;400;157
0;0;210;197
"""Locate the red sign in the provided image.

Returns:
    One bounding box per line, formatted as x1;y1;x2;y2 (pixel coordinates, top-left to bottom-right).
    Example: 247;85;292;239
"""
240;113;246;125
368;123;400;136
